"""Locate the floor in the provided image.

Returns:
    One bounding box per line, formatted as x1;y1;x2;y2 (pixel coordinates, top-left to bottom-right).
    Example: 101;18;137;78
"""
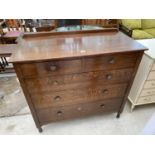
0;75;28;117
0;74;155;135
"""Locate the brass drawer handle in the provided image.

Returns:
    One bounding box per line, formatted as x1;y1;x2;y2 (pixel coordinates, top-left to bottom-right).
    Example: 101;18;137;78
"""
102;89;108;94
106;74;112;80
54;96;61;101
100;104;105;108
57;111;63;116
50;65;57;71
109;58;115;64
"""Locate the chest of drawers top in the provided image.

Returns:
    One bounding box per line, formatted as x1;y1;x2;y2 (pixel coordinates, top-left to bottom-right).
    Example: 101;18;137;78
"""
9;29;147;63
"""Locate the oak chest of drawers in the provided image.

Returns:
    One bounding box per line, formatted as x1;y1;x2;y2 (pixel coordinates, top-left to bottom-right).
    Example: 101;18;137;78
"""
9;29;147;132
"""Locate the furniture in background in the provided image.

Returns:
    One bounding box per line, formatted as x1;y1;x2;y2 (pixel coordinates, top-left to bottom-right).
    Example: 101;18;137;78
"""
55;19;118;29
0;19;24;44
35;20;55;32
82;19;118;28
5;19;23;30
0;57;8;72
0;44;18;73
56;19;82;27
9;28;146;132
24;19;55;32
119;19;155;39
128;39;155;111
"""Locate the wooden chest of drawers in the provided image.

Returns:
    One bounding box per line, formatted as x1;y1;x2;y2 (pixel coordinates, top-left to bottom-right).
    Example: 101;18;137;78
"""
128;39;155;111
10;29;147;132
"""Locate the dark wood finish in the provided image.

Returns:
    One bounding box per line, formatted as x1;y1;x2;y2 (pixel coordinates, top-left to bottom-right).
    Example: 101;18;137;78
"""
14;64;42;131
37;98;123;125
10;29;147;132
36;26;55;32
9;30;146;63
116;52;144;118
18;53;137;78
24;68;134;93
31;83;127;109
19;59;82;77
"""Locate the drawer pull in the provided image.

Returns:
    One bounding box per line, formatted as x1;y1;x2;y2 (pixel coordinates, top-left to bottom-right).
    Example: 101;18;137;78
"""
100;104;105;108
144;98;151;101
54;96;61;101
102;89;108;94
147;92;151;94
57;111;63;116
109;58;115;64
106;74;112;80
53;81;58;85
151;83;155;86
50;65;57;71
77;107;82;111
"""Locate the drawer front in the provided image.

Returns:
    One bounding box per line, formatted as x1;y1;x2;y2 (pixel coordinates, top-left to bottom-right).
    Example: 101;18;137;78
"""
140;88;155;97
19;59;82;77
25;68;133;93
147;71;155;80
37;98;123;125
137;96;155;104
144;80;155;89
19;53;139;78
31;83;127;109
152;62;155;70
83;53;139;72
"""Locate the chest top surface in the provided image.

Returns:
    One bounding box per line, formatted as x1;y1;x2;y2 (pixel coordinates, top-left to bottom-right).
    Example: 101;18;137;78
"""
136;39;155;59
9;29;147;63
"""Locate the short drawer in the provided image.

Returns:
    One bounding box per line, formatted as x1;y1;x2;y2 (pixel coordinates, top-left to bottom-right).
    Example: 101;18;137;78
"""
25;68;133;93
140;88;155;97
31;83;127;109
19;59;82;77
37;98;123;125
144;80;155;89
83;53;139;72
137;96;155;104
147;71;155;80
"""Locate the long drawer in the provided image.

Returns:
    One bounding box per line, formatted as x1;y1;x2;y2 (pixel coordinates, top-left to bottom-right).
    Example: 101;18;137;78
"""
140;88;155;97
144;80;155;89
137;96;155;104
25;68;133;93
31;83;127;109
19;53;139;78
37;98;123;125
